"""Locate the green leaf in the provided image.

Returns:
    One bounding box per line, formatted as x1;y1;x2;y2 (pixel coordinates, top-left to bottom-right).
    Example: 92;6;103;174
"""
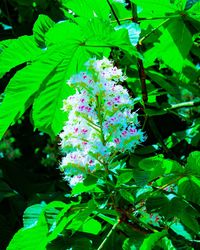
67;200;96;233
179;211;200;233
22;201;68;229
178;176;200;204
95;211;117;225
44;21;84;47
33;14;55;48
32;57;75;137
79;217;102;235
139;230;168;250
123;238;137;250
144;18;193;72
139;155;183;181
23;204;45;228
61;0;110;20
78;17;138;56
44;201;80;243
0;36;42;78
0;39;13;53
131;0;186;18
185;151;200;176
154;175;180;187
47;212;79;243
188;1;200;22
116;172;133;187
135;186;153;202
119;190;135;203
132;169;149;186
170;222;192;240
7;227;47;250
0;17;136;138
147;70;180;97
139;155;182;173
158;237;176;250
0;48;67;139
7;219;48;250
146;194;170;215
72;182;103;195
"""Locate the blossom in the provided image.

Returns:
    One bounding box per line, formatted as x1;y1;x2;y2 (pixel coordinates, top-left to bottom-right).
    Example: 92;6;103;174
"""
64;174;84;188
59;57;145;185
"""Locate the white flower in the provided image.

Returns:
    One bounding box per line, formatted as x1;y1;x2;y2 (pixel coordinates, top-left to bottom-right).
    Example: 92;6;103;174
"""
65;175;84;187
59;58;145;184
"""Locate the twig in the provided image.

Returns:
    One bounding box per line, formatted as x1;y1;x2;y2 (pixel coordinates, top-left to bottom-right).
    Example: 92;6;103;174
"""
97;219;121;250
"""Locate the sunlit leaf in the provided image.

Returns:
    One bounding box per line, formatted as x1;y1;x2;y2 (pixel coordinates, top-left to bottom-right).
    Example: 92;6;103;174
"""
0;36;42;78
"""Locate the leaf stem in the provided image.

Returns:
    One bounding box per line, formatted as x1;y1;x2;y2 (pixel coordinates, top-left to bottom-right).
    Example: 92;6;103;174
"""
139;18;170;45
97;218;120;250
164;100;200;111
106;0;121;25
111;15;181;23
138;15;181;21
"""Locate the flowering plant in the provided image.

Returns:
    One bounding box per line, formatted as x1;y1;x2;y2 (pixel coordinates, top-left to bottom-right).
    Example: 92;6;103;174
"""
3;0;200;249
59;57;145;187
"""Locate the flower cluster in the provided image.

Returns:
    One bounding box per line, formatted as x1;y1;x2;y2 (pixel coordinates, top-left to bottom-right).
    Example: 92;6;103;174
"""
60;57;145;187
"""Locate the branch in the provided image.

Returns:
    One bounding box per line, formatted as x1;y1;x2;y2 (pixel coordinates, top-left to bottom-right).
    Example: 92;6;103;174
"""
137;58;148;103
131;3;148;104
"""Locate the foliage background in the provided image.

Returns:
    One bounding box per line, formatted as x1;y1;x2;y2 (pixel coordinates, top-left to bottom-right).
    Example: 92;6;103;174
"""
0;0;200;249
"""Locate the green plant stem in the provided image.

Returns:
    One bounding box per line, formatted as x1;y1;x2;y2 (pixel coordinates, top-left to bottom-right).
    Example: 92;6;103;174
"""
135;175;184;211
106;0;121;25
138;15;181;20
111;14;181;23
155;175;184;192
96;95;106;146
164;100;200;111
142;113;148;130
139;18;170;45
128;213;157;233
97;219;120;250
80;114;101;133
